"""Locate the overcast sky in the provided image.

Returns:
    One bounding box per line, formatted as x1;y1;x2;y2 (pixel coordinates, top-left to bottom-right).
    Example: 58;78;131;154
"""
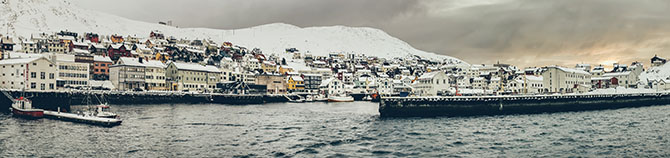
72;0;670;68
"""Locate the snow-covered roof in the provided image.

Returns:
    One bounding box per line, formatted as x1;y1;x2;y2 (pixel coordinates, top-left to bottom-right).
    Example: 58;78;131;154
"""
172;62;219;73
72;41;89;46
144;60;166;68
117;57;145;67
602;71;631;77
319;78;340;87
591;77;613;80
205;65;221;73
551;66;591;75
93;55;112;63
55;54;76;62
72;48;90;54
7;52;44;59
524;75;543;81
0;57;43;65
109;44;124;49
289;76;304;82
418;71;441;80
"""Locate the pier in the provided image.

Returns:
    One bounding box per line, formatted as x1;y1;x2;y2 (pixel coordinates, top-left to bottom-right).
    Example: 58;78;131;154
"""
379;92;670;117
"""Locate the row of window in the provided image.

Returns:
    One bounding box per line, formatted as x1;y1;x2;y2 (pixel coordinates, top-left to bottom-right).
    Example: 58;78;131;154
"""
30;72;55;80
59;65;88;71
30;82;55;90
94;69;107;73
146;75;166;80
119;74;145;79
57;80;88;86
59;72;88;78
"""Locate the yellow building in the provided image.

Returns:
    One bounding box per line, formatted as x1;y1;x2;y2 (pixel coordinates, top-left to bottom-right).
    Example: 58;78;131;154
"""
155;52;170;62
287;76;305;91
262;61;277;73
279;66;294;74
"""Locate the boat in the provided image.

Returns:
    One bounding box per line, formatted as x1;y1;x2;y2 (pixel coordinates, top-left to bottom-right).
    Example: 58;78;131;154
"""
314;94;328;102
328;95;354;102
305;95;314;102
10;97;44;119
44;110;122;127
93;104;119;119
286;95;306;103
83;92;119;119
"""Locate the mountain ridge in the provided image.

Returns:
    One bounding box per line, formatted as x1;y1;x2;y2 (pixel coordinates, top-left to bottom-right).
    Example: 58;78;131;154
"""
0;0;465;64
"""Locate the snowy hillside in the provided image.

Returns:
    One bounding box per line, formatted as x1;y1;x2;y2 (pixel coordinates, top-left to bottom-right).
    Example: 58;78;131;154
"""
638;62;670;85
0;0;464;64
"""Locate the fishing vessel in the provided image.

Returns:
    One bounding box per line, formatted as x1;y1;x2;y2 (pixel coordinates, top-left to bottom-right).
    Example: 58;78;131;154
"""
10;97;44;119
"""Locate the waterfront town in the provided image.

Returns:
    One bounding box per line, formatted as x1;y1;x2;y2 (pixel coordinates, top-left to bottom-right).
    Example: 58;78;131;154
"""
0;30;669;100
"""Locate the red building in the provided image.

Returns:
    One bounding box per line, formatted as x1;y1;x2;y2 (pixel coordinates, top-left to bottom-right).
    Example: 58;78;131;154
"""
85;33;100;43
150;30;164;39
92;56;113;80
107;44;131;61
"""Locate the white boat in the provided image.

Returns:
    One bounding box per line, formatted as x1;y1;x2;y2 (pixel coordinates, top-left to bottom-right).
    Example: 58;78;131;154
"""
93;104;119;119
328;95;354;102
305;95;314;102
314;94;328;102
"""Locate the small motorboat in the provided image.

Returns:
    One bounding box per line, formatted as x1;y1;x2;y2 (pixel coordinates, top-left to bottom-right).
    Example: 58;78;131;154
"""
328;95;354;102
10;97;44;119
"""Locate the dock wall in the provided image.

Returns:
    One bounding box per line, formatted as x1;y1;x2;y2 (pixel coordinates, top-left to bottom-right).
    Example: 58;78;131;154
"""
379;93;670;117
1;89;294;112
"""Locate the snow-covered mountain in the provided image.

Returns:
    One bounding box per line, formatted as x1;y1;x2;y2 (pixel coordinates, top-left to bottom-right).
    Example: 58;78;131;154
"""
0;0;464;64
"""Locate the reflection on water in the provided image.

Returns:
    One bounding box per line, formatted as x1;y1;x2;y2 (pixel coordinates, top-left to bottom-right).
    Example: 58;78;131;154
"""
0;102;668;157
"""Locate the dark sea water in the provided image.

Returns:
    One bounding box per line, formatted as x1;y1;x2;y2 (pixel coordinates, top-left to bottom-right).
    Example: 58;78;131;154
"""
0;102;669;157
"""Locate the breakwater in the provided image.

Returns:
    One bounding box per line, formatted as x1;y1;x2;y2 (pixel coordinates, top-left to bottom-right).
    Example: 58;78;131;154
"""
1;89;293;112
379;92;670;117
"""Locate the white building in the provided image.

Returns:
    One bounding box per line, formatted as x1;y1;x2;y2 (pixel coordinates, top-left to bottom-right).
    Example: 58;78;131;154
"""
144;60;167;91
542;66;591;93
166;62;221;92
509;75;544;94
376;77;394;95
55;54;89;88
0;57;57;91
109;57;146;91
412;71;449;96
601;62;644;88
319;78;344;97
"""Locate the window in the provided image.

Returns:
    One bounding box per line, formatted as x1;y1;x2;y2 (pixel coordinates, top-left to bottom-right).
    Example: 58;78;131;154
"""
49;83;54;89
30;82;36;89
40;72;45;79
49;73;55;79
40;83;45;90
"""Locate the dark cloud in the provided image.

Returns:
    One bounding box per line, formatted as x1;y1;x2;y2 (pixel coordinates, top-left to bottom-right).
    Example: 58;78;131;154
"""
74;0;670;68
